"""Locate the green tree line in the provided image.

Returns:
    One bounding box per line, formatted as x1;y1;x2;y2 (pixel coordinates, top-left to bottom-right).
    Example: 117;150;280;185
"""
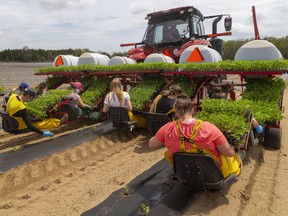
0;36;287;62
0;48;127;62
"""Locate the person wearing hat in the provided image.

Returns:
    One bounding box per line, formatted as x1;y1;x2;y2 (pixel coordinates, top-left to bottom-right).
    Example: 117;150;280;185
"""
9;82;29;96
5;87;68;136
66;82;93;118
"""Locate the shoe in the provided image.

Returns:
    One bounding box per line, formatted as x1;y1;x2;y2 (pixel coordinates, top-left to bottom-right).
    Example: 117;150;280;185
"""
60;114;68;125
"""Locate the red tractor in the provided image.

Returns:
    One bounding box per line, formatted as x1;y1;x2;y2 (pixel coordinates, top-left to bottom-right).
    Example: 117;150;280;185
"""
121;6;232;63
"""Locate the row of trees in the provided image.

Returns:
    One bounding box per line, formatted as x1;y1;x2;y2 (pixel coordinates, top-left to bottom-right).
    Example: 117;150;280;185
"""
0;48;127;62
0;36;287;62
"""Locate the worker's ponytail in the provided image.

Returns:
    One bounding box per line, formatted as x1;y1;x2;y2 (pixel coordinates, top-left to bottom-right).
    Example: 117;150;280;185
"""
110;78;123;102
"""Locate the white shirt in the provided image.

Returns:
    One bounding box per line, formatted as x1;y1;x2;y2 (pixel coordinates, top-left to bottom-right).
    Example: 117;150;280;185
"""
104;91;130;108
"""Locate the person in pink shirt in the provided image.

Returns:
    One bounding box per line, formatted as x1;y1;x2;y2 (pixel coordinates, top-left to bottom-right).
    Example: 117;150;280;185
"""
148;94;241;178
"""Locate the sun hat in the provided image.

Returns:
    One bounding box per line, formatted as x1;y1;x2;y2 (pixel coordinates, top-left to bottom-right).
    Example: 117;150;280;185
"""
73;82;83;91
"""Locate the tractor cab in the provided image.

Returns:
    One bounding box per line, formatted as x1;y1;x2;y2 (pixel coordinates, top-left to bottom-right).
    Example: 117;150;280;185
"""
143;6;205;46
123;6;232;63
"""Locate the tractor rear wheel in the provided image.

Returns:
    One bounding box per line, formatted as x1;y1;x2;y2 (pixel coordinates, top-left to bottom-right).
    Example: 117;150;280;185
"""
263;127;282;149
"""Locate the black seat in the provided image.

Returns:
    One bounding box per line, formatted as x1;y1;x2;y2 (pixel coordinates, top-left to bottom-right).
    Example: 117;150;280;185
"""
173;152;237;191
146;112;171;135
109;107;138;128
0;110;28;134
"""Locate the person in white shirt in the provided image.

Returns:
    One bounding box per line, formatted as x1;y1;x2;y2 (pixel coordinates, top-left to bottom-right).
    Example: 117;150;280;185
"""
103;78;132;113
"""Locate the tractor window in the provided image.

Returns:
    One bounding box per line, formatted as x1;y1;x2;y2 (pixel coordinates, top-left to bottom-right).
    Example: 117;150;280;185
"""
192;16;205;36
143;18;190;43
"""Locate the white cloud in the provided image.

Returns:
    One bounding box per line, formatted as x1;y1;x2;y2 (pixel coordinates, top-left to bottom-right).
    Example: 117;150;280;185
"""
0;0;287;53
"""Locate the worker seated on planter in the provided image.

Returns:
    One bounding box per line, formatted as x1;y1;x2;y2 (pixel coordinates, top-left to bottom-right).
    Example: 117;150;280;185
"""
3;82;29;110
149;84;183;120
36;81;48;96
103;78;146;127
67;82;99;120
5;87;68;137
9;82;29;96
148;94;241;178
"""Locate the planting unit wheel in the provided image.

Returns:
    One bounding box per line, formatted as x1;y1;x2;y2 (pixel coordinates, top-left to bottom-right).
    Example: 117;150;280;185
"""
263;127;282;149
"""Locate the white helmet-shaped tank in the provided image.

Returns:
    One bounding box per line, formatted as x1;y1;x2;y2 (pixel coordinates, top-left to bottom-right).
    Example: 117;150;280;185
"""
234;40;282;60
108;56;137;66
179;45;222;63
77;52;110;66
53;55;79;67
144;53;175;63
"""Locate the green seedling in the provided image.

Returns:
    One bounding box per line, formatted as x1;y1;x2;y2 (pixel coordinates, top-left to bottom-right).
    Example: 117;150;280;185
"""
12;146;22;152
123;185;129;195
140;203;150;215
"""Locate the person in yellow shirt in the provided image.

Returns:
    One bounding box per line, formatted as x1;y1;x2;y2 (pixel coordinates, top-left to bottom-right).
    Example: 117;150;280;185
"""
6;87;68;136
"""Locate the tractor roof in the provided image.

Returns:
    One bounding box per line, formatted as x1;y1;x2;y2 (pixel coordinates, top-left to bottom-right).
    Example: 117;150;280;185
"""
146;6;204;22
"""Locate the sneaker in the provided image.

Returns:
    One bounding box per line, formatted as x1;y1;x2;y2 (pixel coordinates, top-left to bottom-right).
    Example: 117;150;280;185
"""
60;114;68;125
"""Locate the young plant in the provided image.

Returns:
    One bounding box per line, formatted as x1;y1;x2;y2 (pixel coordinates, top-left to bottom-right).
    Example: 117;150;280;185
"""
123;185;129;195
140;203;150;215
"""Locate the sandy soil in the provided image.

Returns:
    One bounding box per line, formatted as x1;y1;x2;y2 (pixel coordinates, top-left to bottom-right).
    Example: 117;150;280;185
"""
0;63;288;216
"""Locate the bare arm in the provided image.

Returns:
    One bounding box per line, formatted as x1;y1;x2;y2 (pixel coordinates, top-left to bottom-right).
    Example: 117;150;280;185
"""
103;104;109;113
126;99;133;111
251;117;259;128
76;97;88;109
216;142;235;157
148;136;165;149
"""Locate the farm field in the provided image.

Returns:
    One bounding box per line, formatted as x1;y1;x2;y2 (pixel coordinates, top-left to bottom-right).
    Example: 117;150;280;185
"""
0;62;288;216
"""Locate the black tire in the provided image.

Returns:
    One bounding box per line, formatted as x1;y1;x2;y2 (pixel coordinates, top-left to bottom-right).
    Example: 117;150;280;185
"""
263;127;282;149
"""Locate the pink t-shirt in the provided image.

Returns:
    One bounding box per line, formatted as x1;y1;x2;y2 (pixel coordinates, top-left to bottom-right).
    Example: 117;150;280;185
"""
155;120;227;163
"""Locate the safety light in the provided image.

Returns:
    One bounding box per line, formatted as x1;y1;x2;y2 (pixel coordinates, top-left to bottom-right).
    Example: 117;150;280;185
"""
180;10;184;14
188;8;193;12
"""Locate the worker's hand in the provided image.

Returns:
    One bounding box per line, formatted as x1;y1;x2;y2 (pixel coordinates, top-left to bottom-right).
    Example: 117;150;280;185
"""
43;131;53;137
256;125;263;134
86;105;92;110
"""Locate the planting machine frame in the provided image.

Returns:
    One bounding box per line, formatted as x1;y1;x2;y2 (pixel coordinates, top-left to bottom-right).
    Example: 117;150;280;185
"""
34;67;286;191
35;68;285;151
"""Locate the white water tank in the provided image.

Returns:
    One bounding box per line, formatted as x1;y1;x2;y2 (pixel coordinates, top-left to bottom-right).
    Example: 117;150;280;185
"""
144;53;175;63
52;55;79;67
77;52;110;66
108;56;137;66
234;40;282;60
179;45;222;63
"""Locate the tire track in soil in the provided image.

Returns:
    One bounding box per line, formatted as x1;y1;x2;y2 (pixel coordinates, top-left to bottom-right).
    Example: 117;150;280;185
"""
237;148;280;216
0;129;163;216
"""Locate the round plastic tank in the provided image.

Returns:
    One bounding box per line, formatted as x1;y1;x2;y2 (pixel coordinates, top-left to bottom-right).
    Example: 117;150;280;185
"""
108;56;137;66
179;45;222;63
234;40;283;60
144;53;175;63
53;55;79;67
77;52;110;66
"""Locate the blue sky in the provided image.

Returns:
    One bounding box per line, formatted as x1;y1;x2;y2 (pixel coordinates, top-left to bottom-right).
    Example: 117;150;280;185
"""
0;0;287;53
